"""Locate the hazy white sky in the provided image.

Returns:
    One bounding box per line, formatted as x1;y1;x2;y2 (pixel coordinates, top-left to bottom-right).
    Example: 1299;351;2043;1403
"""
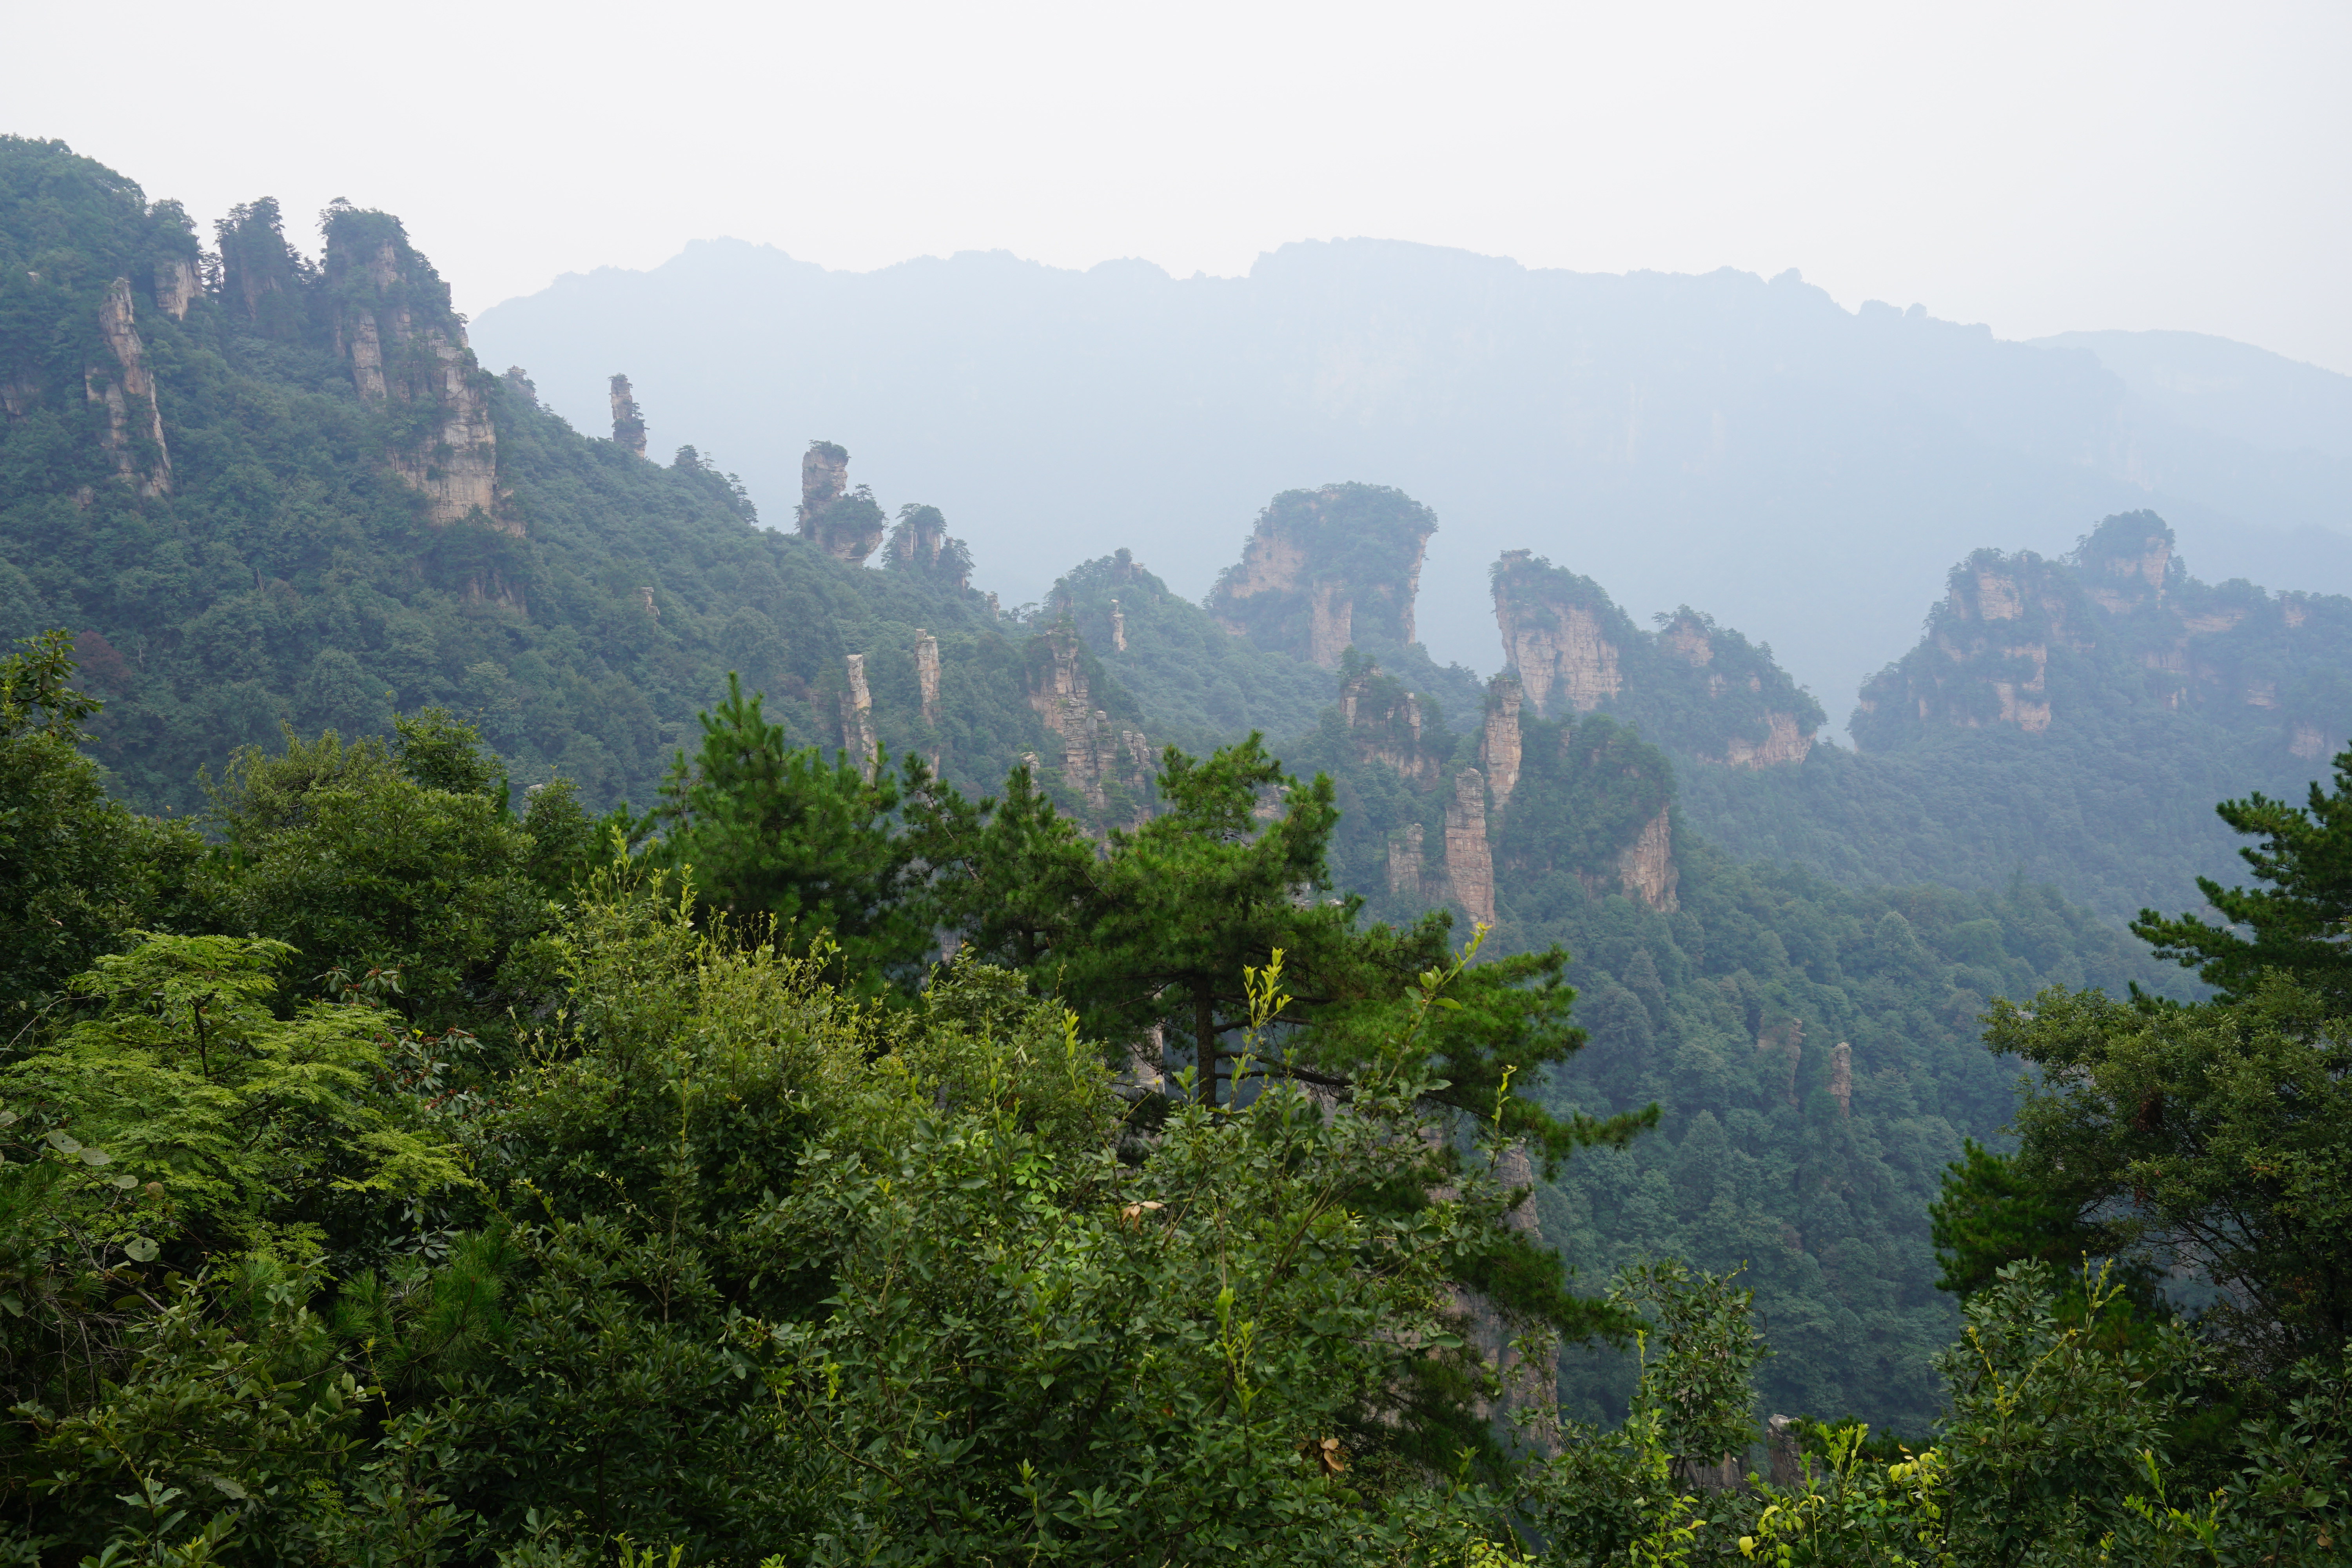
10;0;2350;370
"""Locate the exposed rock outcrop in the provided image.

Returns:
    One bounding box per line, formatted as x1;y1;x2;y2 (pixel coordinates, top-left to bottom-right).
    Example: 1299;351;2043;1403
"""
1829;1042;1853;1117
1444;768;1496;926
800;441;848;519
88;278;170;497
322;206;502;531
1723;710;1817;766
798;441;886;564
609;374;646;458
1027;625;1154;814
840;653;878;777
1608;807;1677;912
152;254;200;321
1109;599;1126;652
1207;483;1436;668
1339;658;1441;785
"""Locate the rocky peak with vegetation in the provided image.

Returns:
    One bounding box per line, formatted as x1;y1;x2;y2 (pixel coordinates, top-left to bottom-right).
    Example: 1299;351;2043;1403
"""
1491;550;1825;769
1854;510;2349;758
1207;482;1435;668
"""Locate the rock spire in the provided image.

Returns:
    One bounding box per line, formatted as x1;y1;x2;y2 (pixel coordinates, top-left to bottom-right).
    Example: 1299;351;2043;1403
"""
609;374;647;458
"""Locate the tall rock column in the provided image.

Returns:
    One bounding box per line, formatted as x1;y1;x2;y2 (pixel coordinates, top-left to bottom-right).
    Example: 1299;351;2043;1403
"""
1444;768;1496;926
797;441;885;563
609;374;647;458
915;630;941;724
1481;675;1523;815
800;441;848;521
840;653;878;778
88;278;170;497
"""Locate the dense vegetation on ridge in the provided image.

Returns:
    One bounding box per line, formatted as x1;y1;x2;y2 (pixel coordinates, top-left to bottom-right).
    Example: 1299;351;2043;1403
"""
5;132;2352;1563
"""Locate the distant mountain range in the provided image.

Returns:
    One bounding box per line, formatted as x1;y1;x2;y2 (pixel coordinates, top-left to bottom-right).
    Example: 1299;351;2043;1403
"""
472;239;2352;724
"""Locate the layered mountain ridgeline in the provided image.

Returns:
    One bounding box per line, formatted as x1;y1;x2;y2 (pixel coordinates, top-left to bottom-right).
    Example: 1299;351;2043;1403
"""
0;138;1159;826
1678;512;2351;920
475;234;2352;720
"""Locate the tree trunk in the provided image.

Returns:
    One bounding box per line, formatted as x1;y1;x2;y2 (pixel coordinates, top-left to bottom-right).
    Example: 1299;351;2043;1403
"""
1196;989;1217;1107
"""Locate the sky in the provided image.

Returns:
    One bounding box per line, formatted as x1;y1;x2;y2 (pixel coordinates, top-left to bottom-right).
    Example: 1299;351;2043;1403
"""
7;0;2350;372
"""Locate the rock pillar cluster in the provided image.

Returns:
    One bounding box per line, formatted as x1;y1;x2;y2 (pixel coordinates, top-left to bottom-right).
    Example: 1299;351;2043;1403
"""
1027;626;1153;814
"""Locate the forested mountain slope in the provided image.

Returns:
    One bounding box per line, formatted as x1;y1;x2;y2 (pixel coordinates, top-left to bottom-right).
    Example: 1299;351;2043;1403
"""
0;137;1154;824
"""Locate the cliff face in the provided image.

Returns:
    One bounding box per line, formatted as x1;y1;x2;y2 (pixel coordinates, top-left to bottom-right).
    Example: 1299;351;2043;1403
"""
89;278;171;497
1207;483;1436;668
798;441;886;564
1443;767;1496;926
1027;625;1155;816
1492;553;1822;767
1494;552;1626;717
1852;512;2348;759
1604;807;1677;912
322;206;502;531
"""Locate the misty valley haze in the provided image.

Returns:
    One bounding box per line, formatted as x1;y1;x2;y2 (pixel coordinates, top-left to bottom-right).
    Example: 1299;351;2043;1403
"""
475;238;2352;720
